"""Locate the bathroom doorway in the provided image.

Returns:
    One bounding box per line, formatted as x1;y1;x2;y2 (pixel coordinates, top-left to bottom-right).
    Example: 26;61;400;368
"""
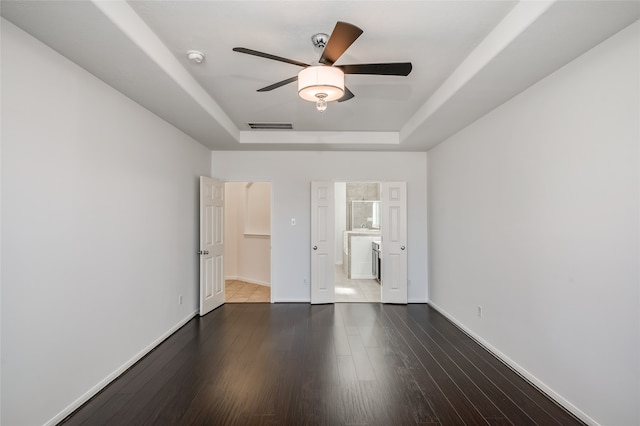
224;182;272;303
335;182;381;303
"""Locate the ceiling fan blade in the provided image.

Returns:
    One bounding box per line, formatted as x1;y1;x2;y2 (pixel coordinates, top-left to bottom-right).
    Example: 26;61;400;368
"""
338;87;355;102
233;47;310;68
257;76;298;92
319;21;363;66
337;62;413;76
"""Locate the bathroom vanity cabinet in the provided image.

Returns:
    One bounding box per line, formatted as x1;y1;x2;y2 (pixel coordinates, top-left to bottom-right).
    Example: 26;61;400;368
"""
343;230;381;279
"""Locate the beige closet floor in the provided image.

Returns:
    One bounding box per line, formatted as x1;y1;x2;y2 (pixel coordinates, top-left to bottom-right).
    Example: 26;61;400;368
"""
225;280;271;303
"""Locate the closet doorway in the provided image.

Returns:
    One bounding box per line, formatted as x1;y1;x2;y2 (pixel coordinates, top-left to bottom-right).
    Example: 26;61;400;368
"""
224;182;272;303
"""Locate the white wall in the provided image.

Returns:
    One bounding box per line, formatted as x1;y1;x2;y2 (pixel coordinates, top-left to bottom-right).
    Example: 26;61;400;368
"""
427;22;639;426
224;182;271;286
211;151;428;303
1;20;211;426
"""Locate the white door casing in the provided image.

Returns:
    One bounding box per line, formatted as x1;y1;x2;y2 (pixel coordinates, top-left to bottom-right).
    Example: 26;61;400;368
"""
311;181;335;304
381;182;408;304
200;177;225;315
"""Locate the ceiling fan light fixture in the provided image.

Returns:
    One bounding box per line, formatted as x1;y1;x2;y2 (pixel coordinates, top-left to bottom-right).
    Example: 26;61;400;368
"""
298;66;344;103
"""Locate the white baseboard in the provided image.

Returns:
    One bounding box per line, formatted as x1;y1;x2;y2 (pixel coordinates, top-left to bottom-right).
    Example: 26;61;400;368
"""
350;274;376;280
44;310;199;426
273;299;428;304
427;302;598;426
225;276;270;287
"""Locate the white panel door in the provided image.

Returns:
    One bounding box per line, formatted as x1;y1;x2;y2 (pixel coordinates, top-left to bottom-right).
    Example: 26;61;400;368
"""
381;182;407;304
311;181;335;304
200;177;225;316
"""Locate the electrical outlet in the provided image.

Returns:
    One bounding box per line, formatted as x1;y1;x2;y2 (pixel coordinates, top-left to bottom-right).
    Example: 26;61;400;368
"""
179;294;183;305
477;305;482;318
291;217;296;226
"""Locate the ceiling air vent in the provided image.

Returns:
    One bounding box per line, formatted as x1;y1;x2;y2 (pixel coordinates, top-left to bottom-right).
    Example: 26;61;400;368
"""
247;122;293;130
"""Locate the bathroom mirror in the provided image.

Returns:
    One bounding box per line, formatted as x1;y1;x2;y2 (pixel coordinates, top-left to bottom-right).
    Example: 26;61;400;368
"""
351;200;380;230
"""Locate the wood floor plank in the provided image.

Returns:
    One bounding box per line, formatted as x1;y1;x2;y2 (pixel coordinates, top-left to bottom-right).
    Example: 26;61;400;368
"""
107;311;248;425
419;305;584;425
366;346;441;424
347;334;377;381
402;305;541;425
372;306;468;425
337;355;359;384
60;303;586;426
381;305;490;425
61;321;201;426
485;418;516;426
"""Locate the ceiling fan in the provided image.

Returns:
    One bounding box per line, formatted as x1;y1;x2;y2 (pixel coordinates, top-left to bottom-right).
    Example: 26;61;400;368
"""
233;21;412;112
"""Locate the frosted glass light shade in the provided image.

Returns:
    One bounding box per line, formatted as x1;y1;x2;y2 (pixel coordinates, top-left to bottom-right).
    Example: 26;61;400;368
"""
298;66;345;102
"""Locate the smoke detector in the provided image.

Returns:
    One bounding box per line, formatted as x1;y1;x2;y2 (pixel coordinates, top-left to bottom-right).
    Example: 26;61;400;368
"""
187;50;205;64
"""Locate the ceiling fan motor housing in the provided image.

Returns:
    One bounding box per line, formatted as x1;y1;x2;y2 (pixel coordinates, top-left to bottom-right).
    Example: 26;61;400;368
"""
311;33;329;49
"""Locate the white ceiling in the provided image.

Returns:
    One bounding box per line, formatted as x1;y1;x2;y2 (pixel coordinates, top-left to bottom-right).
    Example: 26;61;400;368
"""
2;1;638;151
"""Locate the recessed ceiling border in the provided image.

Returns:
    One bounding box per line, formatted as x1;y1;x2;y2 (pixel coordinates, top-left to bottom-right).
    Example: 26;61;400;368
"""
239;131;399;145
400;0;556;145
90;0;240;142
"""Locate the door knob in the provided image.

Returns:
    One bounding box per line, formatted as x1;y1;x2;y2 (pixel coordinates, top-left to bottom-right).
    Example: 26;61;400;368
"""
401;246;406;250
313;245;318;250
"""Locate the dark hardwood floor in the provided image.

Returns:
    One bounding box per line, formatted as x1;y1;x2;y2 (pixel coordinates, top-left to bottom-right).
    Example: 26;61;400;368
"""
60;303;584;426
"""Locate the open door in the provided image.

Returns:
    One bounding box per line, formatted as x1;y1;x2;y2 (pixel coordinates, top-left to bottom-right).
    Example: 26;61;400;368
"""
199;177;225;315
381;182;407;304
311;181;335;304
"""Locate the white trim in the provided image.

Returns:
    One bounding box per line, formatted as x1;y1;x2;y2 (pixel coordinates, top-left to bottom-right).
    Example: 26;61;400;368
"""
226;276;271;287
350;274;376;280
90;0;238;142
239;131;399;145
238;277;270;287
44;310;199;426
427;302;598;426
400;0;556;142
